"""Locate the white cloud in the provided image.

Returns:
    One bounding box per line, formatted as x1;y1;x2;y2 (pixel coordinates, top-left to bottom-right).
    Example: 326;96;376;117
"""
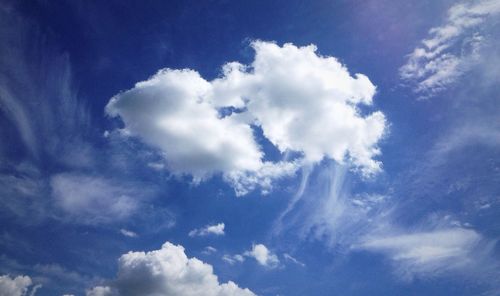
106;41;386;194
202;246;217;255
400;0;500;96
244;244;279;268
86;286;113;296
189;223;225;237
357;228;490;280
0;274;35;296
221;254;245;265
50;173;140;224
232;41;385;175
105;69;264;183
222;244;280;268
275;164;392;250
120;229;138;238
87;242;255;296
283;254;305;267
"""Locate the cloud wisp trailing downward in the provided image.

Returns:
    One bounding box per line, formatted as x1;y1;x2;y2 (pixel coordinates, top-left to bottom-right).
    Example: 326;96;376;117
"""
86;242;255;296
400;0;500;97
275;162;500;284
106;41;386;195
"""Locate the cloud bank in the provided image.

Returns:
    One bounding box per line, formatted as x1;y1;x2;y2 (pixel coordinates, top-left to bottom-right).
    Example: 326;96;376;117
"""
106;41;386;194
87;242;255;296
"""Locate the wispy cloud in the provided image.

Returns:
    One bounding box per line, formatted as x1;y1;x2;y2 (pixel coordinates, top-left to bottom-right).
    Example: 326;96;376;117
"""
356;227;498;282
119;229;138;238
400;0;500;97
283;253;305;267
50;173;141;225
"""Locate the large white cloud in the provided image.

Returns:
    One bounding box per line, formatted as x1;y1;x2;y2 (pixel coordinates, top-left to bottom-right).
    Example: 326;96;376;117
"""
0;274;34;296
400;0;500;96
87;242;255;296
106;41;386;194
228;41;385;174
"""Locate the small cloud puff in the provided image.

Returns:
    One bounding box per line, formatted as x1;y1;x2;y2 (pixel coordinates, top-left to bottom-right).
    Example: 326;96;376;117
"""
189;223;225;237
223;243;280;269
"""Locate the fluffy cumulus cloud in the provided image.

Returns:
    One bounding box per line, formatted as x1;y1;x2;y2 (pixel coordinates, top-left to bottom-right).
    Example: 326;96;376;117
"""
222;243;280;268
243;244;279;268
400;0;500;96
106;41;386;194
189;223;225;237
358;228;491;280
0;274;35;296
86;242;255;296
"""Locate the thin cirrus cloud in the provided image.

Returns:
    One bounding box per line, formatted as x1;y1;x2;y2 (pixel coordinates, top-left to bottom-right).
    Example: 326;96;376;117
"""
50;173;141;225
188;223;225;237
119;229;138;238
86;242;255;296
400;0;500;97
275;163;500;283
106;41;386;195
357;227;497;281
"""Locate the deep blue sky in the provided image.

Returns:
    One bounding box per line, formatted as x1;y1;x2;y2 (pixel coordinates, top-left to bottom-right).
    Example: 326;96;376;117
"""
1;0;499;295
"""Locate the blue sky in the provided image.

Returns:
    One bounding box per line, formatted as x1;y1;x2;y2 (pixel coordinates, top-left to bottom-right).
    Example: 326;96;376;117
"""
0;0;499;295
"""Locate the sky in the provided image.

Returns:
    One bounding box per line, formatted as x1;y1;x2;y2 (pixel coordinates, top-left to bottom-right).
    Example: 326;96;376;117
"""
0;0;499;295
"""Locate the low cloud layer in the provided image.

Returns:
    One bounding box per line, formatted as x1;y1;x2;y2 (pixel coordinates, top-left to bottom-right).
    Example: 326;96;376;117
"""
87;242;255;296
106;41;386;194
